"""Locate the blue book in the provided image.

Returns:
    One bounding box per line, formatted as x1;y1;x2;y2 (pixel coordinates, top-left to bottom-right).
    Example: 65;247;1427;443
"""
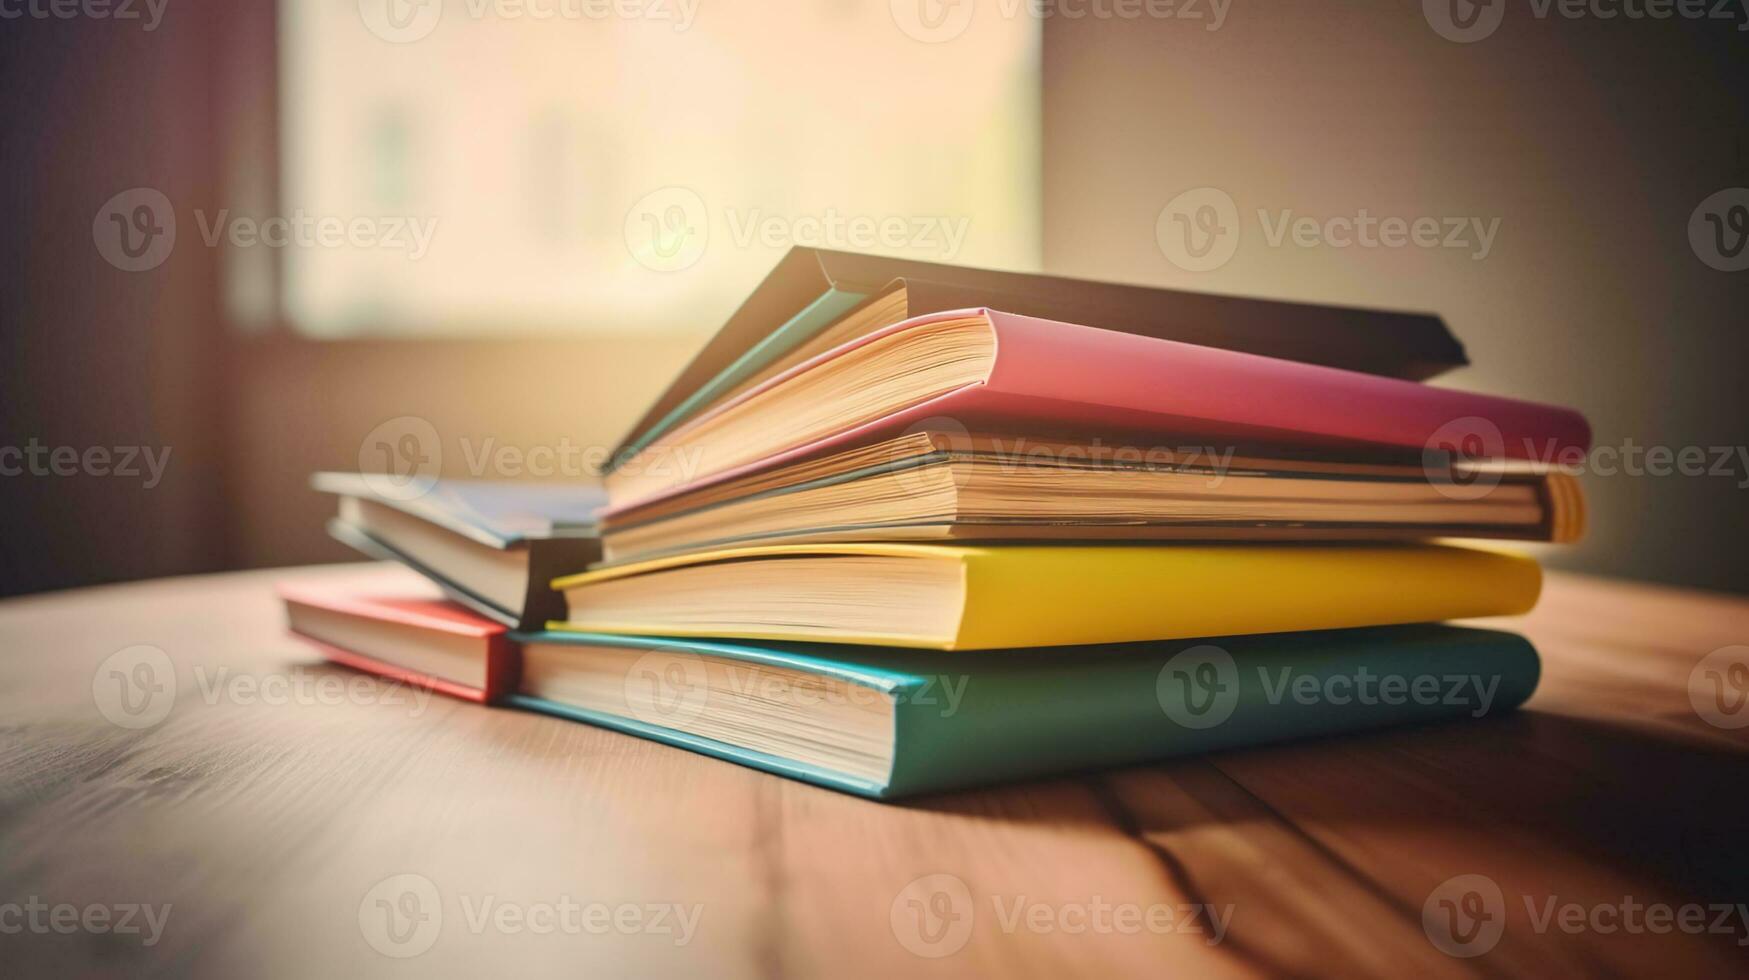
313;473;603;629
506;624;1540;800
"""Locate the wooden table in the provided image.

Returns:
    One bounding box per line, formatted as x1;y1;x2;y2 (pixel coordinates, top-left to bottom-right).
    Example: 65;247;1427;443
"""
2;565;1746;978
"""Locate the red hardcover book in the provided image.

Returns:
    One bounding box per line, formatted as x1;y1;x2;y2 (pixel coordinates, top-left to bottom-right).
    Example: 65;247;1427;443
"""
278;571;517;703
604;308;1592;513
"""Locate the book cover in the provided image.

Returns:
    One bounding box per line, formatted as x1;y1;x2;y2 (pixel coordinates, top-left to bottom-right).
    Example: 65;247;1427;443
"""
604;308;1589;513
611;247;1470;467
314;475;603;629
596;431;1586;564
506;624;1541;799
279;577;518;702
550;541;1543;650
311;473;603;548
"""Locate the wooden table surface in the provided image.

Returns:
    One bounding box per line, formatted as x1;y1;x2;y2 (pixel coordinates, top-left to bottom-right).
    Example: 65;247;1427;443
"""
2;564;1747;978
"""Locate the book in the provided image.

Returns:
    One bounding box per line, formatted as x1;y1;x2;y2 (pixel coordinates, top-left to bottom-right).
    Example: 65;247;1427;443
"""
611;248;1471;468
603;309;1590;512
506;624;1541;799
279;573;517;703
550;541;1542;650
313;473;603;630
599;429;1587;564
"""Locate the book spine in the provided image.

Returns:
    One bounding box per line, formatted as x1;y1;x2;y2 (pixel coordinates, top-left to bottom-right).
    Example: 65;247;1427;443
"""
291;632;490;704
978;310;1591;463
947;543;1542;650
881;626;1540;797
483;633;521;703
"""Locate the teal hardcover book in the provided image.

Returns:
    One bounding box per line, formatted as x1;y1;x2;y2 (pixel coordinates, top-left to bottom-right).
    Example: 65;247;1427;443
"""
505;625;1539;800
619;286;867;463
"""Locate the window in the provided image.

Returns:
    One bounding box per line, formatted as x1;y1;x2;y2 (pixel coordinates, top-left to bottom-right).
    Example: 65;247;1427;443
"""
278;0;1041;336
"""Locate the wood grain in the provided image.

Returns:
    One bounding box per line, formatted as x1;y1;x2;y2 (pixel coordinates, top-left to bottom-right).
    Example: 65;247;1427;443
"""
1;565;1745;978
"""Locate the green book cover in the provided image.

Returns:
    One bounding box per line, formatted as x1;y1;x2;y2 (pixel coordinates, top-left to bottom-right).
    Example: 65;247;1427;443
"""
506;624;1540;800
615;286;866;464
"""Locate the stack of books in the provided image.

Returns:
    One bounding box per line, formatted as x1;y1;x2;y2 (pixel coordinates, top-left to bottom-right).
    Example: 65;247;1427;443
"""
286;249;1589;800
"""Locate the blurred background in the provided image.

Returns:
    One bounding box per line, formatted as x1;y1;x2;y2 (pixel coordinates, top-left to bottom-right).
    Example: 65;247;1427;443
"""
1;0;1745;597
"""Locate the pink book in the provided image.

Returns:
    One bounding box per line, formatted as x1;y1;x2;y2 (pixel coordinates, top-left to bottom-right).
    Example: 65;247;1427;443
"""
278;572;517;703
604;308;1591;514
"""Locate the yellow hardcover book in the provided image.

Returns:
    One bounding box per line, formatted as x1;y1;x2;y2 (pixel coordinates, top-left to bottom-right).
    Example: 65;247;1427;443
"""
550;542;1542;651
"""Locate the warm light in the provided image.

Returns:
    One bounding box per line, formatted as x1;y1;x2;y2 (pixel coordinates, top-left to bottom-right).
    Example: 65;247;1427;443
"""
279;0;1042;337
